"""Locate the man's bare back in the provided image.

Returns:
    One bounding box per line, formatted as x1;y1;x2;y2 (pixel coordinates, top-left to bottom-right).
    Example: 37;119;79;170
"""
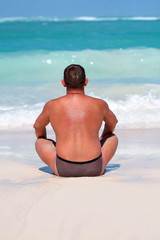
34;64;118;177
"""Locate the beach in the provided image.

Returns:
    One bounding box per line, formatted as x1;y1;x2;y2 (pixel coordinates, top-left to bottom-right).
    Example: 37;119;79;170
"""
0;17;160;239
0;128;160;240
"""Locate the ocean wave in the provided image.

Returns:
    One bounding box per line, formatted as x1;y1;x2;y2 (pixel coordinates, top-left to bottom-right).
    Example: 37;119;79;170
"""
0;16;160;23
0;17;27;23
0;103;44;129
0;90;160;129
75;16;160;21
106;90;160;128
122;17;160;21
0;48;160;84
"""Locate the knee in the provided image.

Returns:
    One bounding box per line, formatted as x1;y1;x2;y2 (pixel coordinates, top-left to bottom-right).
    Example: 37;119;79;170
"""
114;134;118;142
35;139;39;152
35;138;44;151
113;134;119;147
108;133;119;149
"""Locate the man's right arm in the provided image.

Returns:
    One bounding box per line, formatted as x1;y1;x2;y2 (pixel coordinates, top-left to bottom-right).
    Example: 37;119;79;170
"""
100;101;118;138
33;102;50;139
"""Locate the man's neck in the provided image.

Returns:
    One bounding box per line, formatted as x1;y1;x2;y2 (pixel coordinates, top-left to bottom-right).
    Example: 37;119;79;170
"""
66;87;85;95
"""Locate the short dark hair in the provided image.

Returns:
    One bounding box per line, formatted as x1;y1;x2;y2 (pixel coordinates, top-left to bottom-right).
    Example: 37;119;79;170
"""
64;64;86;89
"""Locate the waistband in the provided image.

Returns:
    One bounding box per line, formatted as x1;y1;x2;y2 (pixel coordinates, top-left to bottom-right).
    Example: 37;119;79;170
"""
56;154;102;164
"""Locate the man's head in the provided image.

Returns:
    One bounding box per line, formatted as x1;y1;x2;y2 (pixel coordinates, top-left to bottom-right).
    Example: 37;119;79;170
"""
63;64;87;89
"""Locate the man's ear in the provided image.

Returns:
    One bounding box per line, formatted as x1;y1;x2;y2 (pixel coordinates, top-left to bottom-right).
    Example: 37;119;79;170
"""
61;79;66;87
84;78;88;86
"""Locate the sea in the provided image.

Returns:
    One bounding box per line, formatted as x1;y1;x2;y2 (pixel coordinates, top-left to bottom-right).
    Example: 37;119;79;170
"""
0;16;160;130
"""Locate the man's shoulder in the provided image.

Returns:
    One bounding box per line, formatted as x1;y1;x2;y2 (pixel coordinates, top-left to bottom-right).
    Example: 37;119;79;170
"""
44;96;66;110
87;95;108;106
45;95;108;109
46;96;65;104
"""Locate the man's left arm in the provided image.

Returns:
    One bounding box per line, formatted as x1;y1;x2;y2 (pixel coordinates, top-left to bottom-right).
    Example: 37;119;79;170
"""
100;101;118;139
33;103;50;139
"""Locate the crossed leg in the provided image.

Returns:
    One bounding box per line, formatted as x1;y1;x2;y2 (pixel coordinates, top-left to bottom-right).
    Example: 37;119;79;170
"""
35;138;59;176
100;133;118;175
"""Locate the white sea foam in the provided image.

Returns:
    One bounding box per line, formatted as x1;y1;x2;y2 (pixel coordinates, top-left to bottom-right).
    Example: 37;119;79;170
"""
0;90;159;130
106;90;160;128
0;103;44;129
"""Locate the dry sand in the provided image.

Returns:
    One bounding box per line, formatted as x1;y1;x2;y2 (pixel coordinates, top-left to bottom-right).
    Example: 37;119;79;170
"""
0;128;160;240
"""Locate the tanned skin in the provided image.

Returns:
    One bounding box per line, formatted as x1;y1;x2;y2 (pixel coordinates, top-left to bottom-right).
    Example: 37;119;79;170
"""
34;78;118;176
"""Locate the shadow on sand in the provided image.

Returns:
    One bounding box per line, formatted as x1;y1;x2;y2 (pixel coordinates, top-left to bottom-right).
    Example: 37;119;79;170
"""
39;163;120;176
39;166;54;175
104;163;120;174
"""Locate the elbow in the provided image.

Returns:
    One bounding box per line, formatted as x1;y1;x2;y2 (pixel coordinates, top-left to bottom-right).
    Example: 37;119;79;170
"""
114;118;118;129
112;118;118;131
33;122;39;129
114;115;118;125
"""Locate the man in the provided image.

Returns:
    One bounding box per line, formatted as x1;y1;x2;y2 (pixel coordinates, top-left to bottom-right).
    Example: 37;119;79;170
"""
34;64;118;177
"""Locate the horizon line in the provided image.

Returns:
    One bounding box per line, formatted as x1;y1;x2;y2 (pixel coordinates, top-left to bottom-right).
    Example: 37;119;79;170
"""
0;16;160;23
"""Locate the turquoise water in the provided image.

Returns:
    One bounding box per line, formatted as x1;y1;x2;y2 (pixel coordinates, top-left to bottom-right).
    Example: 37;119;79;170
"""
1;17;160;52
0;17;160;129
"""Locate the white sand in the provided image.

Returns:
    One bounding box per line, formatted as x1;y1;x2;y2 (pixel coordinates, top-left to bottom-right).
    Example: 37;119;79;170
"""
0;129;160;240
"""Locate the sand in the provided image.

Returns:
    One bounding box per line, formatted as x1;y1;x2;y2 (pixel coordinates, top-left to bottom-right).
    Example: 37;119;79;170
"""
0;128;160;240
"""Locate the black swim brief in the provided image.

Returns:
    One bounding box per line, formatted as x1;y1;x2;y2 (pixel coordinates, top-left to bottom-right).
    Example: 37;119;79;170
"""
56;154;102;177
